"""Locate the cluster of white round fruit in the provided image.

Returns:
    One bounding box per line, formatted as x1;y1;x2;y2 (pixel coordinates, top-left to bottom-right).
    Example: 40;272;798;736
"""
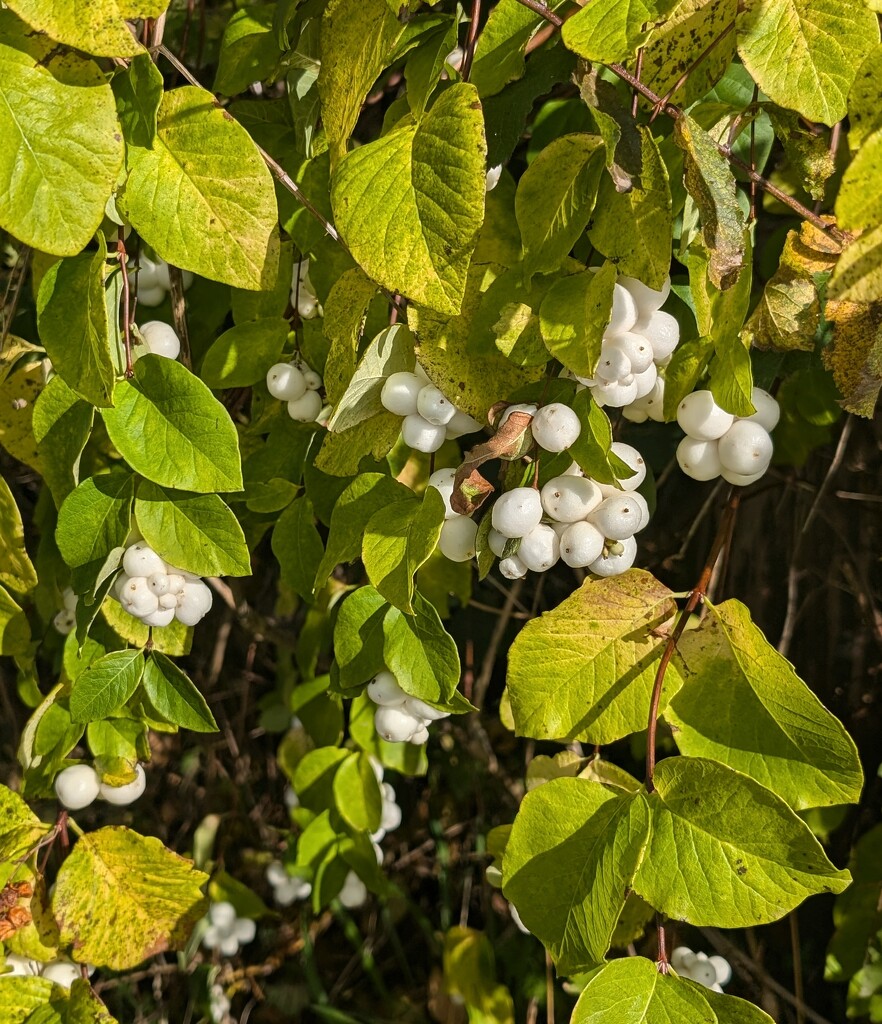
574;275;678;415
488;441;649;580
113;542;214;628
54;763;147;810
135;320;181;361
131;255;193;308
367;670;450;745
265;358;326;423
202;902;257;956
372;780;403;843
265;861;312;907
676;386;779;485
53;587;78;635
380;365;482;453
671;946;732;992
291;258;321;320
2;954;89;988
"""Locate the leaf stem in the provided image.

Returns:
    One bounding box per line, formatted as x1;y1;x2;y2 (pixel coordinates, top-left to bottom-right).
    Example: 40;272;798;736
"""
116;232;134;378
645;488;740;792
460;0;483;82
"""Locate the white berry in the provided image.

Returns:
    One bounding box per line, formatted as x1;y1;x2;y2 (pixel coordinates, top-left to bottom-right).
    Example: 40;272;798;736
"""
120;576;160;618
139;321;180;360
40;961;81;988
592;378;638;408
717;421;773;476
403;696;450;722
607;282;639;335
141;606;176;628
375;705;421;743
531;403;581;452
438;516;478;562
380;372;422;416
491;487;543;538
540;476;602;522
595;345;631;384
559;521;605;567
416;385;456;426
499;555;528;580
610;442;647;489
677;390;735;441
517;524;560;572
620;274;671;321
589;536;638;577
122;543;166;579
488;528;509;557
99;763;146;806
367;671;407;707
607;333;653;374
641;310;679;361
446;408;483;438
428;467;459;519
175;580;213;626
402;414;446;453
741;386;780;432
677;436;723;481
267;363;307;402
632;363;658;400
54;764;100;810
590;494;644;539
287;389;323;422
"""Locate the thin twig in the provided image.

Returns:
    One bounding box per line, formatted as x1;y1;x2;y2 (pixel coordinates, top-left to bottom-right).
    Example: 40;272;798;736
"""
649;22;735;122
116;233;134;377
473;578;525;710
460;0;483;82
790;912;806;1024
631;48;644;119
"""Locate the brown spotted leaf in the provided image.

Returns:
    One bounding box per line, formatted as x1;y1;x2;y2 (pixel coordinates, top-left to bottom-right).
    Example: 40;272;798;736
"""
451;410;534;516
823;297;882;417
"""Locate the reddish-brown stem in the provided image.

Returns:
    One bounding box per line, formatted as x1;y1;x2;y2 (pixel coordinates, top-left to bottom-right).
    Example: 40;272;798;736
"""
749;85;759;222
116;232;134;378
645;489;741;791
460;0;483;82
656;916;670;973
631;48;644;119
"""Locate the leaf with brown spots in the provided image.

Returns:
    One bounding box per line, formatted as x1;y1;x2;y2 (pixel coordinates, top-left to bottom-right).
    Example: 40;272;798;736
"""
451;410;534;515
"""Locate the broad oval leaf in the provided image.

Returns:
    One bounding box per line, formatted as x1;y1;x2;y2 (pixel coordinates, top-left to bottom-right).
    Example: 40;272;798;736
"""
32;375;95;507
141;652;218;733
383;592;461;705
200;317;289;389
4;0;165;57
562;0;677;63
331;83;487;315
100;355;243;493
56;469;134;575
69;650;145;724
538;264;616;378
271;495;325;601
332;752;383;833
0;476;37;593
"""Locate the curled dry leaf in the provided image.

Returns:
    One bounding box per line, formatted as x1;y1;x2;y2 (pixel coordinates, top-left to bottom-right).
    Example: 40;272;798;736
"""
451;410;534;516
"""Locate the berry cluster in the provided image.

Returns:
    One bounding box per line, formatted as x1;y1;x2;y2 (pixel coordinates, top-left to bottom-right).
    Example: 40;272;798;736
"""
372;780;403;843
488;441;650;580
676;387;779;485
201;902;257;956
54;762;147;810
53;587;78;635
3;955;88;988
367;670;450;744
671;946;732;992
135;320;181;361
113;542;213;628
380;365;482;453
574;275;677;415
130;255;193;308
291;258;321;320
266;358;326;423
265;861;312;907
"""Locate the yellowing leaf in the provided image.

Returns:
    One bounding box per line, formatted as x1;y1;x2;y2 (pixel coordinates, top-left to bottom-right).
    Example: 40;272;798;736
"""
0;476;37;593
823;297;882;417
562;0;678;64
4;0;165;57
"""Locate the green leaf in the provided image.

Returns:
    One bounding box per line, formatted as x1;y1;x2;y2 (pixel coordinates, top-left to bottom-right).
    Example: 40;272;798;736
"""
315;411;402;476
737;0;879;126
318;0;404;164
848;44;882;151
515;134;605;279
568;389;632;485
470;0;567;97
0;976;57;1024
56;469;134;576
674;114;746;290
231;238;294;324
666;599;862;809
69;650;145;724
333;752;383;833
321;268;380;406
87;718;148;779
200;318;289;389
0;476;36;593
32;376;95;507
37;250;115;408
587;128;673;290
404;20;458;116
0;14;124;255
4;0;164;57
53;826;209;970
331;83;487;315
827;824;882;981
562;0;677;63
362;488;446;613
100;355;243;493
506;570;684;743
0;785;51;862
571;957;720;1024
503;778;649;972
332;586;390;691
293;747;350;812
141;652;218;733
835;127;882;234
538;264;616;378
123;85;279;291
208;870;270;921
326;325;415;433
112;52;163;150
828;225;882;304
134;482;251;577
66;978;121;1024
576;67;643;193
271;496;324;601
634;757;852;927
383;592;461;704
214;5;280;96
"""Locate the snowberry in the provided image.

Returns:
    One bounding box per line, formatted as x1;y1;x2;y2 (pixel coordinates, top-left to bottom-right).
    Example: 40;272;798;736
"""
717;421;773;476
428;467;458;519
609;333;654;374
625;377;666;424
677;390;734;441
267;363;307;402
540;476;602;522
690;959;719;987
589;535;638;577
741;386;780;432
609;442;647;489
167;574;186;595
153;261;194;292
517;524;560;572
287;390;323;422
632;363;658;400
147;572;170;596
142;606;176;628
416;385;456;425
137;284;165;307
410;724;430;745
485;164;503;191
607;282;639;336
414;362;431;385
592;377;638;408
559;521;605;568
338;872;368;909
620;274;671;321
595;345;631;384
641;310;679;361
55;764;100;810
367;671;407;707
721;467;766;487
3;954;39;977
590;494;644;539
531;403;581;452
671;946;731;992
123;543;166;579
488;528;509;557
438;516;478;562
497;402;537;428
99;763;146;806
138;321;180;360
158;593;178;610
403;696;449;722
676;436;723;481
297;292;320;319
40;961;81;988
54;588;77;633
176;580;213;627
446;407;483;438
119;577;160;619
381;372;422;416
491;487;543;538
266;861;311;906
499;555;528;580
302;368;323;391
402;413;447;453
202;902;256;956
375;705;422;743
379;786;403;832
629;492;651;531
509;903;531;935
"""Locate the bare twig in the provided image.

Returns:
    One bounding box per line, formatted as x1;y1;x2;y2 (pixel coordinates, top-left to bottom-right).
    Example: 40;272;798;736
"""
460;0;483;82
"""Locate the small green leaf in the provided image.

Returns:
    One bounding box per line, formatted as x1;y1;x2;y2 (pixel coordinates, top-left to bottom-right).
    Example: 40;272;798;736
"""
200;318;289;389
321;268;380;406
333;752;383;833
0;584;29;657
53;826;209;970
141;652;218;733
539;264;616;378
331;83;487;315
503;778;650;972
0;476;37;593
516;134;605;279
383;592;461;704
272;496;324;601
135;482;251;577
56;469;134;576
101;355;243;493
123;86;279;291
112;51;162;150
847;44;882;151
0;15;125;255
69;650;145;724
827;824;882;981
214;5;280;96
326;325;415;433
835;128;882;235
562;0;677;63
32;376;94;507
634;757;852;927
332;586;389;691
293;747;350;812
0;976;57;1023
506;570;684;743
667;599;863;809
568;389;631;485
362;488;446;613
470;0;567;97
